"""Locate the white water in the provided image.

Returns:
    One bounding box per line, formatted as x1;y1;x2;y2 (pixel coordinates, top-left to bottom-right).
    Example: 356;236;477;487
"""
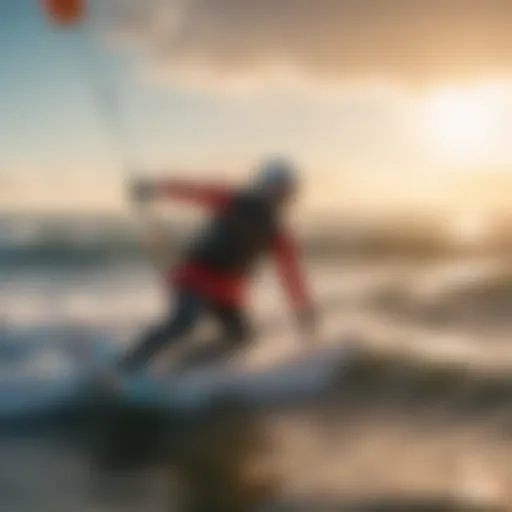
0;256;510;422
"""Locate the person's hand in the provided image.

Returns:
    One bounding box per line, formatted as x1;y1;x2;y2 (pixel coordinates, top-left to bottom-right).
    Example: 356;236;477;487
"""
131;179;157;204
297;305;319;341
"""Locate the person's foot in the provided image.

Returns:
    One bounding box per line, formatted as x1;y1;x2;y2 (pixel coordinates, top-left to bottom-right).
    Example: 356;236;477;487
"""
95;369;122;395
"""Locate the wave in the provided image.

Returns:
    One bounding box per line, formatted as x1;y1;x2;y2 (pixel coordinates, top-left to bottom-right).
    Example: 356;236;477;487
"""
367;261;512;329
0;239;144;268
0;328;115;432
1;213;504;268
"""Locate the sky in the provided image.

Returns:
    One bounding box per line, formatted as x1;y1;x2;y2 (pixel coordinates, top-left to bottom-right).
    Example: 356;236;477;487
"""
2;0;512;225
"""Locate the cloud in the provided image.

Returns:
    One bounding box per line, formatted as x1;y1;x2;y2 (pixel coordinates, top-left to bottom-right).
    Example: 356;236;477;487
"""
106;0;512;88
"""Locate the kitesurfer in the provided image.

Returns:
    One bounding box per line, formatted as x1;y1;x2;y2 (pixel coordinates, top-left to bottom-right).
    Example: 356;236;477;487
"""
119;156;317;372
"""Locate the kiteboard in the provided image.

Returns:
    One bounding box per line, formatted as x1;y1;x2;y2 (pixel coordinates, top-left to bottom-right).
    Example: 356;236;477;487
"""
84;337;359;471
88;338;356;413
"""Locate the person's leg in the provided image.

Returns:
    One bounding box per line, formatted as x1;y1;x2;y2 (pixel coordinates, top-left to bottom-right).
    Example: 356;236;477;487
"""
214;306;253;350
119;289;205;372
178;305;253;369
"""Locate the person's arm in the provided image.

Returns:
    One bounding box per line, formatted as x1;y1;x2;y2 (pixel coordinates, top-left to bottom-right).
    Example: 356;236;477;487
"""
133;178;231;210
272;231;316;333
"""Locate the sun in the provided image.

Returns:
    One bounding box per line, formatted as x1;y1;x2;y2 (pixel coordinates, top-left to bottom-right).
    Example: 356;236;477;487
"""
423;87;496;162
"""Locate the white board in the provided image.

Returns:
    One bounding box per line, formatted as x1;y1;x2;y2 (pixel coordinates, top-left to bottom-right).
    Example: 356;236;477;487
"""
97;343;355;411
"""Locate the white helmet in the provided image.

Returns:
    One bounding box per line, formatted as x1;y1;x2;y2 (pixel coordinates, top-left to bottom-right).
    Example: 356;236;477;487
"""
254;156;298;193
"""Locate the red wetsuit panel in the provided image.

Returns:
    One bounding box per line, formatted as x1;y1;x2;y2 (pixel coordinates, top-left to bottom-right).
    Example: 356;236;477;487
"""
171;262;245;307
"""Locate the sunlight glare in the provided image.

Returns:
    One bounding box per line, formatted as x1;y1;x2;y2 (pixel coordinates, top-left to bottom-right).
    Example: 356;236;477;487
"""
423;87;496;163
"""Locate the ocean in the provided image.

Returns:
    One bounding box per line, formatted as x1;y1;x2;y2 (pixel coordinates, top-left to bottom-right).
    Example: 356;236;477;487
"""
0;221;511;510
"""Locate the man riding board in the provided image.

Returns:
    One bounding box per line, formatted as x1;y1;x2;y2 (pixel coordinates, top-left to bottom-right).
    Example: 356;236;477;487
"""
119;156;317;373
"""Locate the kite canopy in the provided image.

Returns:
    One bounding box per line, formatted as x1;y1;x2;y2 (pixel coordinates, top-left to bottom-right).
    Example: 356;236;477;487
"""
43;0;86;26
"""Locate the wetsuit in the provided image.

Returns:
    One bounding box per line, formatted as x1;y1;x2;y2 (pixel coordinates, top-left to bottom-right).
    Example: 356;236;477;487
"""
121;180;311;371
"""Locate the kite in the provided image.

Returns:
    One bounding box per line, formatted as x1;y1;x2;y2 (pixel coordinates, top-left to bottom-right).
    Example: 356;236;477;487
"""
42;0;85;26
